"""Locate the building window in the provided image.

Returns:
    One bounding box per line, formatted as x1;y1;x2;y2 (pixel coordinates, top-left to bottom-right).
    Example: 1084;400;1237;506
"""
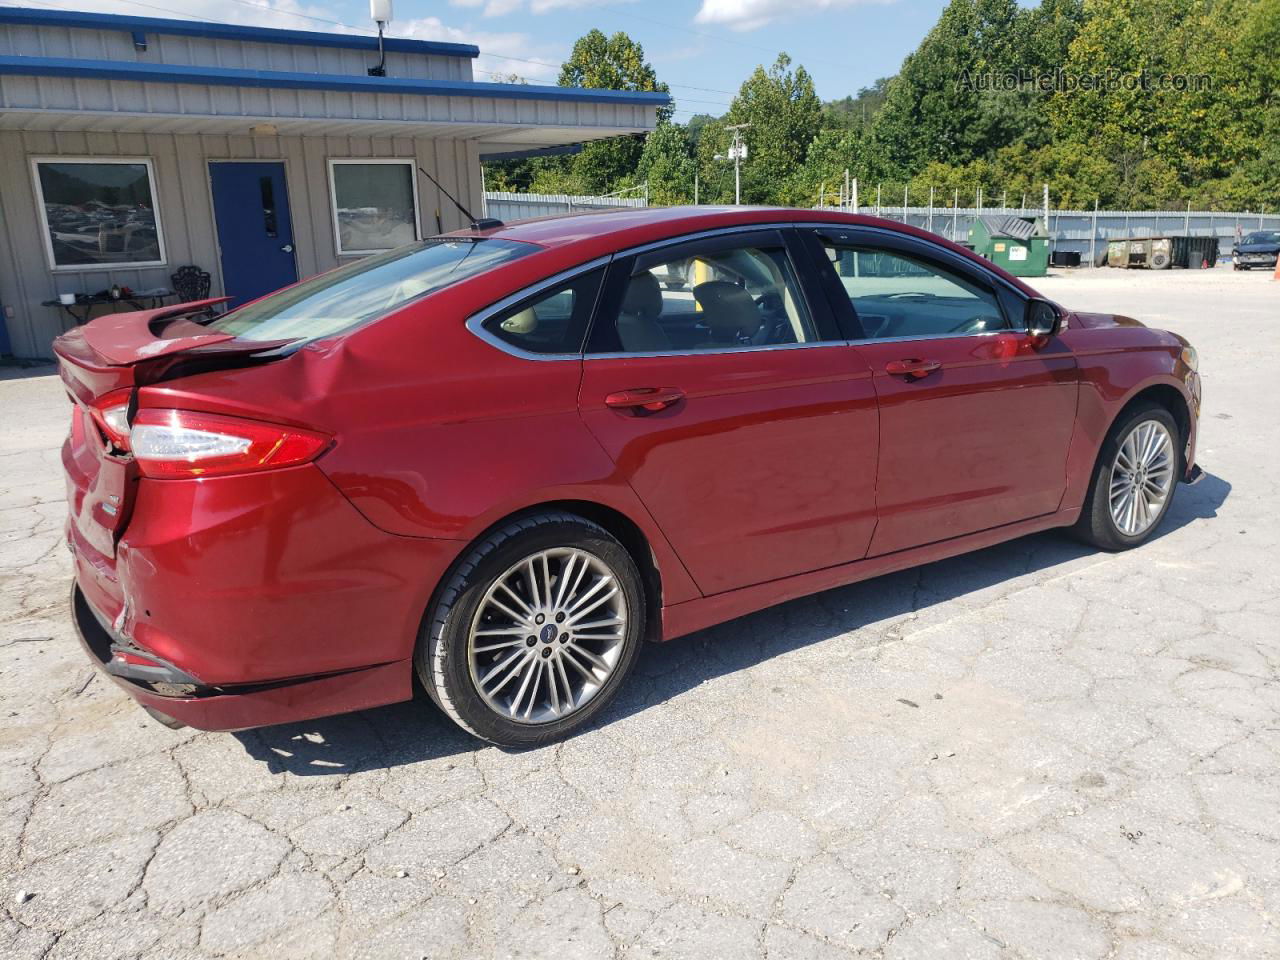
31;158;166;270
328;159;421;256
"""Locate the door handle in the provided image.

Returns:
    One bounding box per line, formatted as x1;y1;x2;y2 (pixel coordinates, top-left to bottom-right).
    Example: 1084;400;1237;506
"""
280;243;294;253
885;358;941;379
604;387;685;413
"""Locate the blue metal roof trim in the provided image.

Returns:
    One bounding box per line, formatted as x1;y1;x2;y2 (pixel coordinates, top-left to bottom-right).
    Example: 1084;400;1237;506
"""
0;7;480;59
0;55;674;107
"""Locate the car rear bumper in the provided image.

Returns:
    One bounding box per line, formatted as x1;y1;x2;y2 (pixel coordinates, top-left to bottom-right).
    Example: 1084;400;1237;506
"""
71;581;413;731
64;462;467;730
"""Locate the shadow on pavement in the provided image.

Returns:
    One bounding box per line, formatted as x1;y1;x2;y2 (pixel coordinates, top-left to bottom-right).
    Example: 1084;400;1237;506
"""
238;469;1230;774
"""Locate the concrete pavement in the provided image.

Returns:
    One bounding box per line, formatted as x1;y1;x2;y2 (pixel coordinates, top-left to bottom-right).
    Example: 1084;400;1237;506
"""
1;266;1276;959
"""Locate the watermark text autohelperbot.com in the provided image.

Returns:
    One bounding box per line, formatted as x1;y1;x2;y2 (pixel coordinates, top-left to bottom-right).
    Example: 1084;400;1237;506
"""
958;69;1212;93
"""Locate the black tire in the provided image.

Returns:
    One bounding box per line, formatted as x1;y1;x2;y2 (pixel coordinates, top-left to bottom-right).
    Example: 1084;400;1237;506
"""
1072;401;1182;551
416;512;645;747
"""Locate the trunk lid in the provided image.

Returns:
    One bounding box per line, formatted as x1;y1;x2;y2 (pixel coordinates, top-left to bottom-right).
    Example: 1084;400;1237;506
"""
54;299;288;558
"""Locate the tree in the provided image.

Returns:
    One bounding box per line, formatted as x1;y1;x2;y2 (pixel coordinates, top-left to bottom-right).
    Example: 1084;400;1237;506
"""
723;54;825;204
637;123;696;204
556;29;672;194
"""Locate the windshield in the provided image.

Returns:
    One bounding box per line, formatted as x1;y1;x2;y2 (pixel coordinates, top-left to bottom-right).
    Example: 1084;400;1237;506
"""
1242;231;1280;245
207;238;537;344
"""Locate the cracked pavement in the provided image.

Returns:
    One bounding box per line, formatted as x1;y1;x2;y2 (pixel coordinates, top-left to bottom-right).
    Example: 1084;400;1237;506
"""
2;267;1278;959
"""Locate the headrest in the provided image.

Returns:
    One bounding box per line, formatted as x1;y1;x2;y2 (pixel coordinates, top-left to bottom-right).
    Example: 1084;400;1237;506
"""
692;281;759;336
622;271;663;319
500;306;537;335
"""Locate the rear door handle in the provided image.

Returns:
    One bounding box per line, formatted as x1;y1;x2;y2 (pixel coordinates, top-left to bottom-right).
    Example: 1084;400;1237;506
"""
885;358;941;379
604;387;685;413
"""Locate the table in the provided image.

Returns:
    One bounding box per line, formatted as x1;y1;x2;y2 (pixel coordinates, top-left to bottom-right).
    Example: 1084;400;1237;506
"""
43;287;173;325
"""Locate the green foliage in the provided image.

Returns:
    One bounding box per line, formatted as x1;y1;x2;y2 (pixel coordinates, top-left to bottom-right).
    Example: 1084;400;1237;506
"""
484;6;1276;211
637;123;696;205
723;54;826;204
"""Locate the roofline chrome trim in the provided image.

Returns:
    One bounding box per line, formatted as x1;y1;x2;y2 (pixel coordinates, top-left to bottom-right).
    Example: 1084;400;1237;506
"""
464;255;612;362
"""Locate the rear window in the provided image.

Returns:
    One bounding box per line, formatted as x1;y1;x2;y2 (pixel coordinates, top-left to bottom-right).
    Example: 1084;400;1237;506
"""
207;237;536;344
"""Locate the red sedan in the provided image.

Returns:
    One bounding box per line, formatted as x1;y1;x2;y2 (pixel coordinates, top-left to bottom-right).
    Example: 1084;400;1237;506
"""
57;207;1202;746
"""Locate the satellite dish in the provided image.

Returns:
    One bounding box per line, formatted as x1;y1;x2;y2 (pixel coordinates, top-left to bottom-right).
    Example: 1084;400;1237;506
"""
370;0;393;24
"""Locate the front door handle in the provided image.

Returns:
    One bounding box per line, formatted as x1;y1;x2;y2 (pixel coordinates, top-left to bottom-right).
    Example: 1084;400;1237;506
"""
604;387;685;413
280;243;294;253
885;358;941;379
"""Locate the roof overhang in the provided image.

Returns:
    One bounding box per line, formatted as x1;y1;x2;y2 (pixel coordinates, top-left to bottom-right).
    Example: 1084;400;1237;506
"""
0;55;668;147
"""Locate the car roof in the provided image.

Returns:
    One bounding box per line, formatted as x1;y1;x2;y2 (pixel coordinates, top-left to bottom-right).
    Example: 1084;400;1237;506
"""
453;206;1042;297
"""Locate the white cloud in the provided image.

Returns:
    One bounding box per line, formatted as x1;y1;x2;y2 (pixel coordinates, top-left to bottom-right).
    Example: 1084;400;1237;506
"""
694;0;890;32
397;17;559;82
480;0;525;17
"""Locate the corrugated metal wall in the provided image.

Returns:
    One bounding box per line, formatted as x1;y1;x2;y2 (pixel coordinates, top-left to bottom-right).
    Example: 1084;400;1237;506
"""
0;129;481;358
0;21;472;82
483;190;647;221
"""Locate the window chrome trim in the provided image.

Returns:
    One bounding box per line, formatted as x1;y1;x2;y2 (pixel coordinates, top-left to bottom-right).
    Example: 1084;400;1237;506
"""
466;220;1044;362
585;340;837;360
465;255;612;362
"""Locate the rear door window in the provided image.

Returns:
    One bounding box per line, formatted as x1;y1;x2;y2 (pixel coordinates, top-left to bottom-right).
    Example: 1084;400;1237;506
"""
207;237;536;345
587;232;820;354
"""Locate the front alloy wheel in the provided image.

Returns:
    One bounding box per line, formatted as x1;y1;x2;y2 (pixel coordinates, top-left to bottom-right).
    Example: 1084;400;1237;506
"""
417;513;644;747
1108;419;1175;537
1074;401;1182;550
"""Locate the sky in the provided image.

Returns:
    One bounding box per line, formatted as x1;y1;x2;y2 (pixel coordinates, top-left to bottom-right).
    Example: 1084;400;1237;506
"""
6;0;958;120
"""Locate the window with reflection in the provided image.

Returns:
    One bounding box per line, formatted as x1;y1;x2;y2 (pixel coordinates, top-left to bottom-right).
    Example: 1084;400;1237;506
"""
33;159;165;269
329;160;420;255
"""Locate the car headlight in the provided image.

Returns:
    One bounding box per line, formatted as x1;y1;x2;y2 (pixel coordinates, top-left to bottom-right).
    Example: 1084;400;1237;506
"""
1181;345;1199;372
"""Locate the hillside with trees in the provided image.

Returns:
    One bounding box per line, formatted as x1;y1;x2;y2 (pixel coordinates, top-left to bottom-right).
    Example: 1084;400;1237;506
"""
486;0;1279;210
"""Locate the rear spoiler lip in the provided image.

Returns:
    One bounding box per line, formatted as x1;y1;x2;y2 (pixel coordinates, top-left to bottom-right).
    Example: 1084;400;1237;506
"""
64;297;236;366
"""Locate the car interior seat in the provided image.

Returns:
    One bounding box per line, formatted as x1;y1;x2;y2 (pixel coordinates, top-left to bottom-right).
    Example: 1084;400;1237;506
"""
693;280;763;345
617;271;671;352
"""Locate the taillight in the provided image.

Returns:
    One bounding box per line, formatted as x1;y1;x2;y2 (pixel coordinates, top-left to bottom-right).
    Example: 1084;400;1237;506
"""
130;409;331;479
88;388;133;452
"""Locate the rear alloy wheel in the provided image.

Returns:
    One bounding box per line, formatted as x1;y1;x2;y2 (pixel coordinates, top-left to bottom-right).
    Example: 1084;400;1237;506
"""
417;513;644;747
1074;402;1182;550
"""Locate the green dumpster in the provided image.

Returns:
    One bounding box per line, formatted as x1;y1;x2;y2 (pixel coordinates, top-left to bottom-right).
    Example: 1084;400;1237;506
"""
967;215;1050;277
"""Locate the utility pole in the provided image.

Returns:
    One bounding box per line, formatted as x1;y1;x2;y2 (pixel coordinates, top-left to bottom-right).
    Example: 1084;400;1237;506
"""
852;178;858;211
725;124;749;205
694;169;698;206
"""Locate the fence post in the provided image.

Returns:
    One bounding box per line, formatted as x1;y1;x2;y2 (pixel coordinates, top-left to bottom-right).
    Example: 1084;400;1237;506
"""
1091;198;1099;268
952;189;959;242
928;185;934;234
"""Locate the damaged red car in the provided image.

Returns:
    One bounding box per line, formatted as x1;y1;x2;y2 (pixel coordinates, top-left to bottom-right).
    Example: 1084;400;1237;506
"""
58;207;1202;747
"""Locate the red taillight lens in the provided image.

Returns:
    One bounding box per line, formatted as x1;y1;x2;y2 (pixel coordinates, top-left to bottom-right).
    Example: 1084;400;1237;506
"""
88;388;133;451
131;409;331;479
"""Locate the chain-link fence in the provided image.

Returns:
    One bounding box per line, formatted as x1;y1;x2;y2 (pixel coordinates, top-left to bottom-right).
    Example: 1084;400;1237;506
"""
818;204;1280;264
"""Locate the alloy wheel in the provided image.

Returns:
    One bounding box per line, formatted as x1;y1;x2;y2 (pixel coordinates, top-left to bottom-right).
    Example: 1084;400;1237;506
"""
467;548;627;724
1109;419;1175;537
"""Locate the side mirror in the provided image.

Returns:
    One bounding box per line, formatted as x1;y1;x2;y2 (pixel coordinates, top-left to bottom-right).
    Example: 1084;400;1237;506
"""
1025;298;1062;338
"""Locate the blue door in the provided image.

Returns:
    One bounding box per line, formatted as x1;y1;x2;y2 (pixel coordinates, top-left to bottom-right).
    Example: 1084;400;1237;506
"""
209;162;298;308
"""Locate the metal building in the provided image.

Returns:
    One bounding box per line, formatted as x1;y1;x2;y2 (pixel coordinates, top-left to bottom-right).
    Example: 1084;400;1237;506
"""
0;7;669;358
